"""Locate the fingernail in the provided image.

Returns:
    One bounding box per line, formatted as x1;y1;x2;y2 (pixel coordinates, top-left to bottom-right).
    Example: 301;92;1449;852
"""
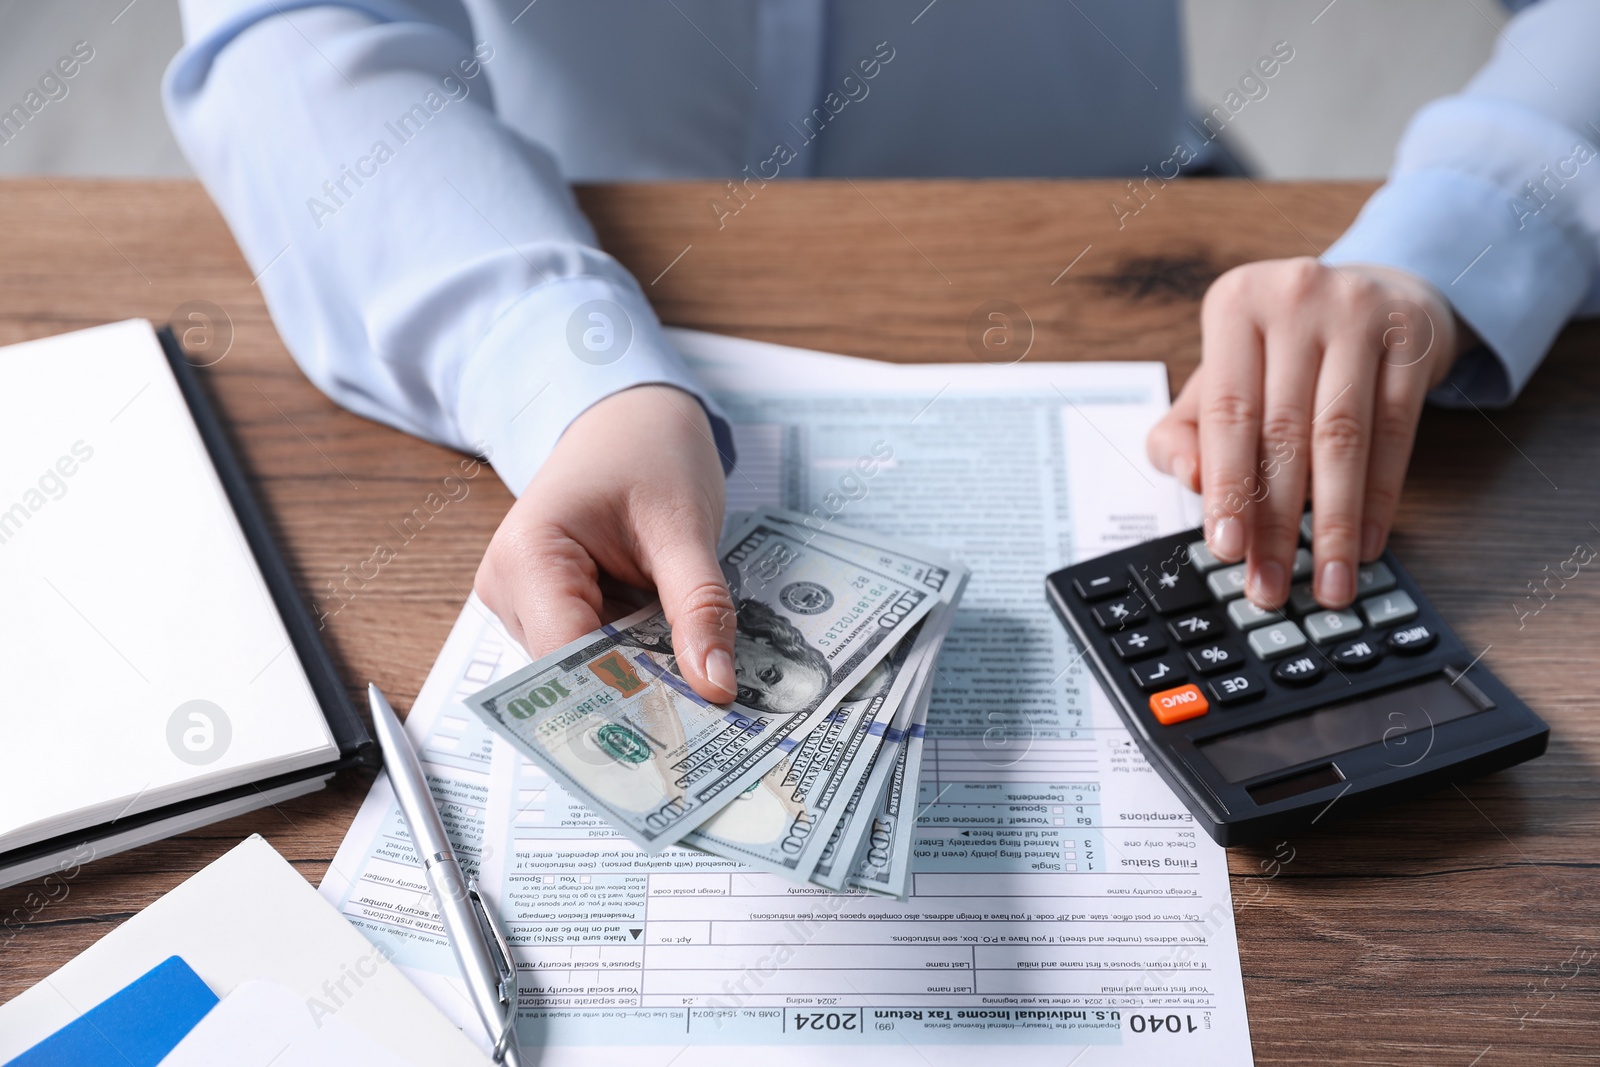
1361;521;1383;561
1319;560;1352;606
1211;516;1243;561
1173;454;1198;492
1250;560;1286;606
705;647;735;697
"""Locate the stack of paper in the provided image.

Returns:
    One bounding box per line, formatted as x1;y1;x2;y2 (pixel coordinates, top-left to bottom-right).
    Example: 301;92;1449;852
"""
320;330;1253;1065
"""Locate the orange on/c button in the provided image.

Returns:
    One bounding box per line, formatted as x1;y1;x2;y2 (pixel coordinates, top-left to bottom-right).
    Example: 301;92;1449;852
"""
1149;684;1209;725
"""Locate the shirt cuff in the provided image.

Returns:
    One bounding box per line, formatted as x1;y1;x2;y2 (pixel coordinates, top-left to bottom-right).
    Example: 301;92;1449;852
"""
1322;168;1593;408
454;276;736;495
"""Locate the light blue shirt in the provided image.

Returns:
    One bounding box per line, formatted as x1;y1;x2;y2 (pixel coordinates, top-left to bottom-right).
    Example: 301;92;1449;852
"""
164;0;1599;494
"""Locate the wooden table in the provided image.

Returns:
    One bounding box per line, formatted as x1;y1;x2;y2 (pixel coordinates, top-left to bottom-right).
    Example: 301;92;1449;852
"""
2;178;1595;1064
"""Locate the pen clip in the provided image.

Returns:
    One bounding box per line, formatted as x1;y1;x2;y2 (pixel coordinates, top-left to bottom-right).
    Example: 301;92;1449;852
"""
467;878;518;1007
468;878;519;1065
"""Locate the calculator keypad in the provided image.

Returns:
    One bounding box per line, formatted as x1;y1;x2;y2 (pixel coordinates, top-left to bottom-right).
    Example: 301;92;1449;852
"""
1047;512;1548;847
1055;516;1444;732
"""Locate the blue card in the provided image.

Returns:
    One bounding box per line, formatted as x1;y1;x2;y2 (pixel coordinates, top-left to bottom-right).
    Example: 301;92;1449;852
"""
5;955;219;1067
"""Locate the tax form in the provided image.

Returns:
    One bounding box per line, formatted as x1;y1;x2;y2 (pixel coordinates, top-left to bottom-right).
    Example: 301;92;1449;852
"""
322;332;1252;1065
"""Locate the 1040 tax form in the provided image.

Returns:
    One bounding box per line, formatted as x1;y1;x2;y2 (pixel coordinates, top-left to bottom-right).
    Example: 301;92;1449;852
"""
321;332;1253;1065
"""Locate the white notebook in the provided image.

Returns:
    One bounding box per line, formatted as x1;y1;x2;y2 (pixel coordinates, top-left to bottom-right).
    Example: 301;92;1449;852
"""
0;320;338;853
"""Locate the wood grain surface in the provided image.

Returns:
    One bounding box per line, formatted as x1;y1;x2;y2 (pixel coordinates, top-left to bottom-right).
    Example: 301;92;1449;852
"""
1;178;1595;1064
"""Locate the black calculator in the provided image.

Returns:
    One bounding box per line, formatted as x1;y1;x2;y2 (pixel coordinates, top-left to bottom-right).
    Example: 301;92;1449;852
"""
1045;514;1549;845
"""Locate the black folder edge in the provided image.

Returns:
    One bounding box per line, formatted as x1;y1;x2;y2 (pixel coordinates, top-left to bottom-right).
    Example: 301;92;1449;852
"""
0;324;375;881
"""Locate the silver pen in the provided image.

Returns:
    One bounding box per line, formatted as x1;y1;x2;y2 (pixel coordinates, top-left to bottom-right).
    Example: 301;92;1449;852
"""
368;684;522;1067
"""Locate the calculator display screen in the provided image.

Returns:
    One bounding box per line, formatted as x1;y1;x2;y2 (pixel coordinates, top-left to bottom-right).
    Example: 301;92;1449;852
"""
1198;674;1491;784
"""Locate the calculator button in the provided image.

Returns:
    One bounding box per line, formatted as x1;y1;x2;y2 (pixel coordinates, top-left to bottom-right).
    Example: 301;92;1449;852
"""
1129;656;1186;692
1073;571;1125;601
1093;596;1147;631
1330;637;1382;669
1356;561;1397;596
1207;564;1248;601
1360;589;1418;628
1272;653;1324;686
1386;623;1437;654
1303;609;1362;646
1149;684;1209;725
1288;582;1319;616
1291;548;1313;581
1299;511;1314;544
1207;672;1264;706
1167;611;1222;645
1110;627;1166;661
1187;642;1242;675
1227;598;1284;631
1247;620;1307;660
1187;540;1222;573
1129;560;1211;614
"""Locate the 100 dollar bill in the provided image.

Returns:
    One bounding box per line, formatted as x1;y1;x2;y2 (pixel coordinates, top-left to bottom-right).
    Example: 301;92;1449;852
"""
681;624;919;878
813;577;962;892
849;663;936;900
684;512;967;878
467;516;953;851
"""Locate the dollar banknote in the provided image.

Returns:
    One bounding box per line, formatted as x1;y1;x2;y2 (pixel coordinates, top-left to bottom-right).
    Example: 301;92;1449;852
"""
812;561;963;894
681;622;921;879
810;585;960;891
810;653;922;891
685;510;969;880
467;515;957;851
848;663;936;900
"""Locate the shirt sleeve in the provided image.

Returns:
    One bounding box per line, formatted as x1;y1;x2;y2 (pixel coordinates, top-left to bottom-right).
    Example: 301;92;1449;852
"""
1321;0;1600;408
163;0;735;495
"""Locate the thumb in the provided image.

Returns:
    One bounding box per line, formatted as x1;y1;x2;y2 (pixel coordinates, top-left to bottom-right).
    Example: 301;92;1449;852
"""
646;520;738;704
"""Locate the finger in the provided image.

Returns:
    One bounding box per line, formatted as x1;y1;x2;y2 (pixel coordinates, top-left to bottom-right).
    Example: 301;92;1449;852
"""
1198;280;1265;564
1244;325;1317;608
1360;353;1432;561
1309;340;1379;609
477;527;604;657
639;512;738;704
1148;368;1202;492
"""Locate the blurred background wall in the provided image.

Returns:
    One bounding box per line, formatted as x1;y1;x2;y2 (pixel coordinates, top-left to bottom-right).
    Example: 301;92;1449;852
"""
0;0;1507;179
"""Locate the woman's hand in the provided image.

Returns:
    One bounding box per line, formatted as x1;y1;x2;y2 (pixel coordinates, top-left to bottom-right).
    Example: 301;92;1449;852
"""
474;384;736;703
1147;259;1469;610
